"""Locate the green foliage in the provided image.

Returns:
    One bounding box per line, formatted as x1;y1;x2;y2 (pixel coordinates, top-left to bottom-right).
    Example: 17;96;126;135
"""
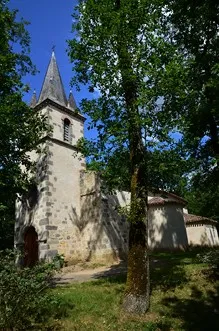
197;248;219;272
0;220;14;250
68;0;189;203
0;250;60;330
161;1;219;187
86;144;190;194
52;253;65;269
69;0;179;168
141;0;219;219
185;167;219;220
163;1;219;155
0;0;48;247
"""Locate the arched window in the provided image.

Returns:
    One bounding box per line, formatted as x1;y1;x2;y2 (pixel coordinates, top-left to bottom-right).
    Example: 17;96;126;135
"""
63;118;70;142
27;184;39;210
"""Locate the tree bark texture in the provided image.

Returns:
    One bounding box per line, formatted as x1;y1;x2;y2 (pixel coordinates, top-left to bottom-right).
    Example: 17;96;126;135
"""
115;0;150;314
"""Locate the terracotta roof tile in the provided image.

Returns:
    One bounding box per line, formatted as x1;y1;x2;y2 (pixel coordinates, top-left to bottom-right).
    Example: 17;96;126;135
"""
148;196;186;206
184;213;217;225
148;197;165;206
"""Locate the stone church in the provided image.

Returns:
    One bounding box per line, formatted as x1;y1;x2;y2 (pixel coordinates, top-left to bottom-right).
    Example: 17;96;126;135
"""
15;52;218;266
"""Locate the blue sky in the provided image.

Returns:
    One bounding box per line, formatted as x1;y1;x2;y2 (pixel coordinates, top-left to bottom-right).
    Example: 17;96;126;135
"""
9;0;96;138
9;0;78;98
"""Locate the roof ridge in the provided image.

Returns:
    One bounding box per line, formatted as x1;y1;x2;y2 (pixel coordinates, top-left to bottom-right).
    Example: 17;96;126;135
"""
184;213;217;224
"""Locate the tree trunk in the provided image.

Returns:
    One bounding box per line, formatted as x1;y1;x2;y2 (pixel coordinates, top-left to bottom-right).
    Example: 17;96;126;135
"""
123;216;149;314
114;0;150;314
122;132;149;314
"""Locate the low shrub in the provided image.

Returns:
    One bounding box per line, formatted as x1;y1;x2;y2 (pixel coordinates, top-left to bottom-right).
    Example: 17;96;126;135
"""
0;250;60;330
52;253;65;269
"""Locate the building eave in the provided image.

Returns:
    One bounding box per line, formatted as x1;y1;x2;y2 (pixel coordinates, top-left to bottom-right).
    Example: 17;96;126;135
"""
34;98;86;123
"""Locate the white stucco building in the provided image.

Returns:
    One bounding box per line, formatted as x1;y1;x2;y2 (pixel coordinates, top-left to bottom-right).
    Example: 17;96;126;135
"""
184;213;219;246
148;194;188;250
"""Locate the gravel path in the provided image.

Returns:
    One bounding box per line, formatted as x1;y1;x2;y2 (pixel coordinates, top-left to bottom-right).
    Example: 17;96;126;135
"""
54;257;163;285
54;262;127;284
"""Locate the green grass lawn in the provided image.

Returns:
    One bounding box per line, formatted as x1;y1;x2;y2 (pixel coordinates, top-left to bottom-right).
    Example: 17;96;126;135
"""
50;250;219;331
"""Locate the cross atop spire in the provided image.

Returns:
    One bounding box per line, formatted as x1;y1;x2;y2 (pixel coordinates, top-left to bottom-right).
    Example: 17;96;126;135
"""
38;51;68;106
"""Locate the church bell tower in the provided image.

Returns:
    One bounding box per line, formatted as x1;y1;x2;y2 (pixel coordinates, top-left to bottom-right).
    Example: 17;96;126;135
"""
15;52;86;263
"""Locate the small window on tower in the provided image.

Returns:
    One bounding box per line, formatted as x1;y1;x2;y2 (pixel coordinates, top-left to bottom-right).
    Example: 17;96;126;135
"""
63;118;70;142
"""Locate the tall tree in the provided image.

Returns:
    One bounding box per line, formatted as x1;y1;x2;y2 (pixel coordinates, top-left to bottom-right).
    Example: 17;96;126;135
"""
155;0;219;220
0;0;46;249
69;0;177;313
162;1;219;184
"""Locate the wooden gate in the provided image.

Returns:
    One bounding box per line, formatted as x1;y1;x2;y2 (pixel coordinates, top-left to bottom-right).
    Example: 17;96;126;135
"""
24;226;39;267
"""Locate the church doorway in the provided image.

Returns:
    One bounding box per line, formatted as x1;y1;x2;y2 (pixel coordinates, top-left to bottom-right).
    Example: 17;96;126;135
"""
24;226;39;267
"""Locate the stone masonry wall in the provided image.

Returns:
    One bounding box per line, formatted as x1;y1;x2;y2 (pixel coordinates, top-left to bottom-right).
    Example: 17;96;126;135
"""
15;141;53;259
79;171;130;262
42;104;85;260
15;103;86;261
43;141;84;260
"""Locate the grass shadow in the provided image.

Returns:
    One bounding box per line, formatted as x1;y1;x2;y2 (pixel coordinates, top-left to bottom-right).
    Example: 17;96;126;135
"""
51;249;219;330
91;252;191;290
151;262;188;291
150;252;193;291
159;284;219;330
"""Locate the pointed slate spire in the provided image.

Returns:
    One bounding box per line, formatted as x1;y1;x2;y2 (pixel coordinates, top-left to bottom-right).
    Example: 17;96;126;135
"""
38;51;68;106
30;89;37;108
68;89;77;110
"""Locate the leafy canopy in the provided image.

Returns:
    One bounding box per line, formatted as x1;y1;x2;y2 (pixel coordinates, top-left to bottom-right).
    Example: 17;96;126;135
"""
69;0;182;192
159;0;219;219
0;0;47;248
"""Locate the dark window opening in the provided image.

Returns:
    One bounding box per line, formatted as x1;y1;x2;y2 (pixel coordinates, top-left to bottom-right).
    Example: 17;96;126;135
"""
27;184;39;210
63;118;70;142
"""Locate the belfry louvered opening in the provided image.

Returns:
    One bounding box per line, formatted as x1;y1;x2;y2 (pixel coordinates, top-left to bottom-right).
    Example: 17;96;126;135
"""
63;118;70;142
